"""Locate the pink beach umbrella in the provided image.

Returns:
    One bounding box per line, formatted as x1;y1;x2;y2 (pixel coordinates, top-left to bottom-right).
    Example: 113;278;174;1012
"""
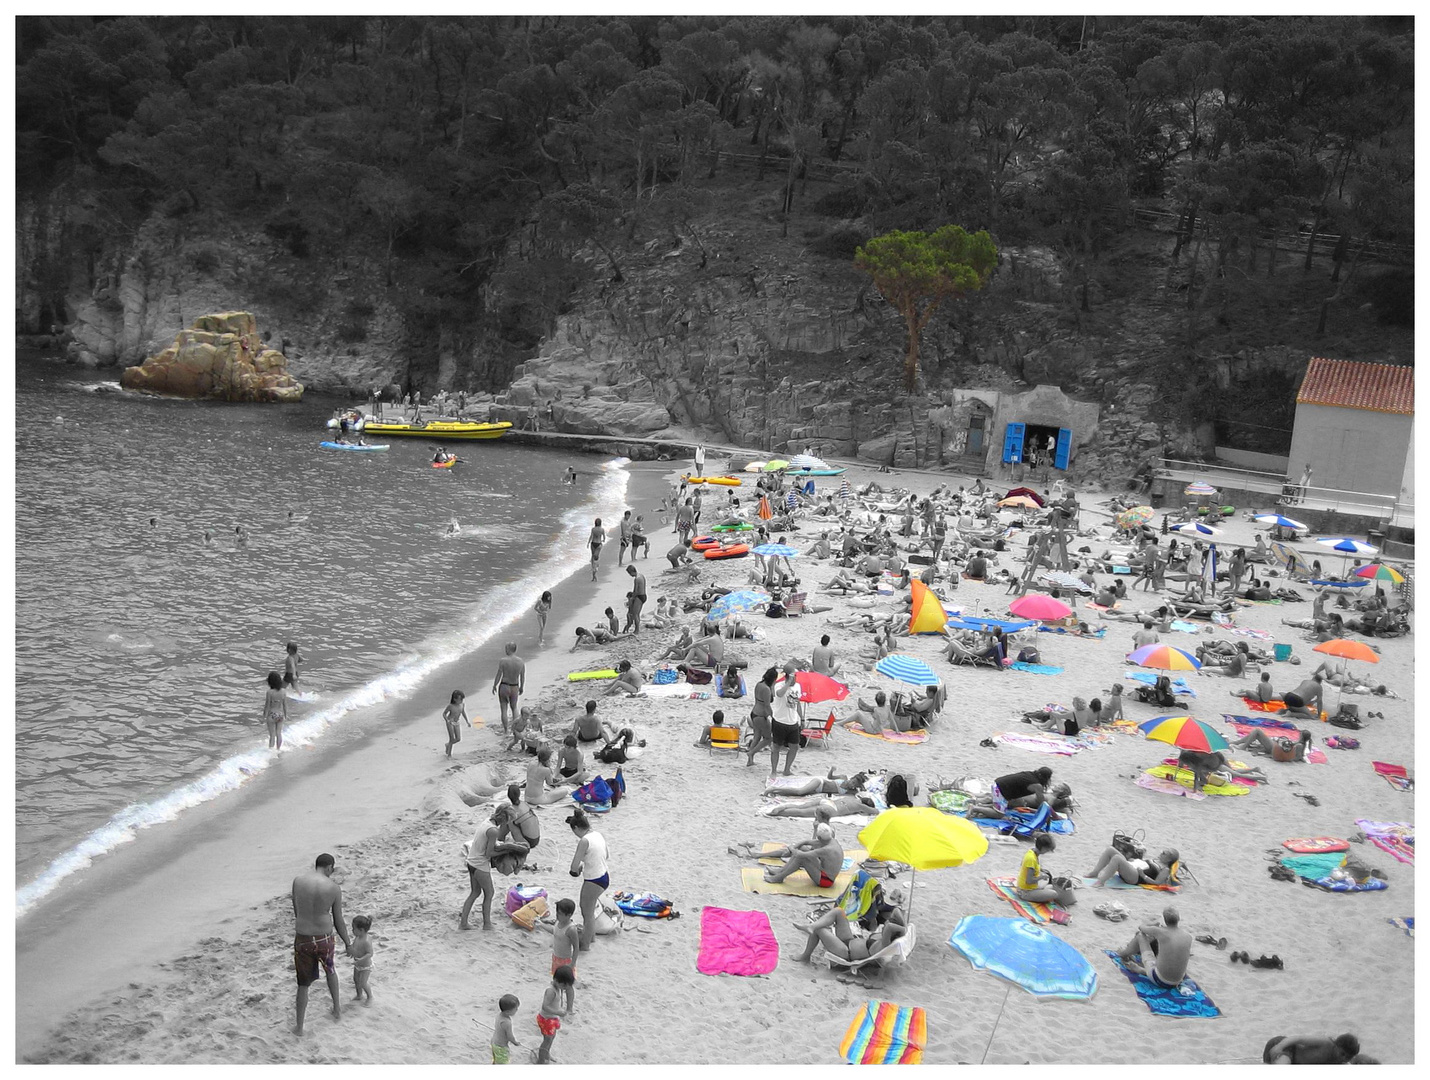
1008;594;1073;622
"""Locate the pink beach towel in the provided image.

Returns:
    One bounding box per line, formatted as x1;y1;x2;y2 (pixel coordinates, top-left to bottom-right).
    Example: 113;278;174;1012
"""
1223;722;1328;764
993;731;1083;756
696;907;779;977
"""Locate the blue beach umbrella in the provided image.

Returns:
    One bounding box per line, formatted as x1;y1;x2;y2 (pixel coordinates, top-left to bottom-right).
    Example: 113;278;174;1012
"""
948;916;1098;1001
752;543;799;558
1253;514;1308;530
1314;537;1379;556
875;654;941;687
708;590;771;621
1170;521;1221;537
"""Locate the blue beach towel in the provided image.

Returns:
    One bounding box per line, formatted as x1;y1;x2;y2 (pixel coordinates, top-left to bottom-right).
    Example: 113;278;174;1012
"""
1104;952;1221;1018
970;816;1075;835
1280;851;1346;880
1170;620;1201;634
1307;875;1389;893
1038;625;1107;638
1009;661;1064;675
1388;917;1414;937
947;616;1037;634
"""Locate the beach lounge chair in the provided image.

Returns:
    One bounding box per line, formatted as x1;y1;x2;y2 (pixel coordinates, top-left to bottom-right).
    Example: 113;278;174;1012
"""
826;924;917;983
707;725;743;755
998;802;1052;839
801;712;837;750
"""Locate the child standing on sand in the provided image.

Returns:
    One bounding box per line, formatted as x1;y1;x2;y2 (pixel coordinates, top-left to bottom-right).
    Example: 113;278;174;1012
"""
491;994;520;1064
443;690;469;758
551;899;580;981
350;915;373;1005
283;642;304;688
535;966;575;1063
534;591;553;645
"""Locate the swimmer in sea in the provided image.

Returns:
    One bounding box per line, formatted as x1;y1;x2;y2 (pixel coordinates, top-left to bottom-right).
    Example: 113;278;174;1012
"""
564;467;577;485
235;525;249;548
202;529;213;546
283;642;304;688
149;516;158;528
447;519;460;536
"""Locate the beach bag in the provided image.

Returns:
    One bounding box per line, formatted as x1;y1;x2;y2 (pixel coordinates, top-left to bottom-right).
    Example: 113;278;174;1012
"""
509;896;548;931
653;665;678;685
1112;830;1146;862
1016;646;1041;664
573;776;614;806
612;890;678;919
593;897;624;936
684;667;713;685
505;884;548;916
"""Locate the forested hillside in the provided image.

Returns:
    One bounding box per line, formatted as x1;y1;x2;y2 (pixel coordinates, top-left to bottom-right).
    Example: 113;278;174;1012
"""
15;15;1414;464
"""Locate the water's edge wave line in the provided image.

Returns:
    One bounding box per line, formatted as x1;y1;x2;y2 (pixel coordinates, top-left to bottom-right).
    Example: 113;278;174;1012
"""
15;459;633;919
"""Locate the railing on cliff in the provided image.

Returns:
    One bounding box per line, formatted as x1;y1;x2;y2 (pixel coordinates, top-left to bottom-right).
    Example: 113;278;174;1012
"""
1157;457;1407;522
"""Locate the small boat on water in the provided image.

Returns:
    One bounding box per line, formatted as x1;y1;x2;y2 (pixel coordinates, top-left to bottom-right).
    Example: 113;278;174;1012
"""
321;441;389;452
362;417;512;442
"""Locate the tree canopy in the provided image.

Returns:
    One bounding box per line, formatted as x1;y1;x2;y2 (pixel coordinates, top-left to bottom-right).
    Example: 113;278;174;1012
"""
854;225;998;391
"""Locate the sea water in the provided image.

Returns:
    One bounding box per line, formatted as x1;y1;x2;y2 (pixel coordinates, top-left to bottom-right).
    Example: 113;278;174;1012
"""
13;353;630;918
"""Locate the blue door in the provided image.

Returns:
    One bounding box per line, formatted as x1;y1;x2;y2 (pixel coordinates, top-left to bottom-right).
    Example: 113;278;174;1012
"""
1002;422;1025;464
1054;428;1072;470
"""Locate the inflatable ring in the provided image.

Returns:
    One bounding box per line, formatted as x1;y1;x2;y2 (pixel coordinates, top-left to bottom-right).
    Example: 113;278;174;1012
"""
690;535;720;551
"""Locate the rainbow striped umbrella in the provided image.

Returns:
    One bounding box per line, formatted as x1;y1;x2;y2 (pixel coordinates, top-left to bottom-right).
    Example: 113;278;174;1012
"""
1138;715;1229;753
1353;563;1405;585
1184;482;1218;495
1127;643;1202;671
840;1001;927;1065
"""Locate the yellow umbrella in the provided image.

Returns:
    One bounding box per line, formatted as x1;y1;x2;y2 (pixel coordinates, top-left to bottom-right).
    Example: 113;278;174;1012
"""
858;807;988;922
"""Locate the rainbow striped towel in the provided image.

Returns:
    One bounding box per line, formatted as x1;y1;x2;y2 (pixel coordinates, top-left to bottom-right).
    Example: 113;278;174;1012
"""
840;1001;927;1064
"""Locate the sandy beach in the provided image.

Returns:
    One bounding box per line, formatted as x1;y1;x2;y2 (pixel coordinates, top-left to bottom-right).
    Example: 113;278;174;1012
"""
23;458;1415;1066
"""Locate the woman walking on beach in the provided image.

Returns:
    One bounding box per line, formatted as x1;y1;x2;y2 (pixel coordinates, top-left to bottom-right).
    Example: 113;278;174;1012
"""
588;518;606;580
534;590;553;645
262;672;287;750
567;810;609;952
746;667;778;768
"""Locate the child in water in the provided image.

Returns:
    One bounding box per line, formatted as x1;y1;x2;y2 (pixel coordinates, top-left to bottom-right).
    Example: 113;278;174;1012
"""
283;642;303;688
444;690;469;758
349;915;373;1005
263;672;287;750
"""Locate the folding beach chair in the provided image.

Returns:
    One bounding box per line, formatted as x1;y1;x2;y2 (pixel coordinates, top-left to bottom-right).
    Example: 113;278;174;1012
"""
707;725;743;755
801;712;837;750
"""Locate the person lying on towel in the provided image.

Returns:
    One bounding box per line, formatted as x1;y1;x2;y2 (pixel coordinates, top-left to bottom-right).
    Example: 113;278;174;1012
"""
1262;1034;1363;1065
1113;905;1192;988
1175;748;1267;790
1086;846;1181;887
1231;727;1312;763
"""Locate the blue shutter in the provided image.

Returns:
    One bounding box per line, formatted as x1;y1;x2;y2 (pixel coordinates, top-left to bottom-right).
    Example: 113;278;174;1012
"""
1002;422;1025;464
1055;428;1072;470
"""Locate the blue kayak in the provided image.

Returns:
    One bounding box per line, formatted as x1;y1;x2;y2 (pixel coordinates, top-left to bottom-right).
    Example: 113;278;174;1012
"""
787;467;846;476
320;441;389;452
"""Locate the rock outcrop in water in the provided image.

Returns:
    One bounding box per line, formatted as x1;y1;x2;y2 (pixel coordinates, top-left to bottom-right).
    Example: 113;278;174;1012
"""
119;312;303;402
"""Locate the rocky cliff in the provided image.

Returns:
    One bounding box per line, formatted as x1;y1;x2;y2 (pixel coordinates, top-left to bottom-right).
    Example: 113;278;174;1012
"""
120;311;302;402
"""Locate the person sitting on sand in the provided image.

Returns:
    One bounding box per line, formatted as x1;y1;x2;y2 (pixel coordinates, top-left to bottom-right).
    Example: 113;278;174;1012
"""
568;700;618;745
1131;619;1160;649
756;823;845;887
1235;671;1275;703
1262;1034;1361;1065
1016;834;1077;907
678;629;725;668
1086;846;1181;887
1114;906;1192;988
810;634;839;676
556;735;590;784
842;691;894;735
791;886;908;964
721;616;756;641
602;659;646;696
805;532;833;560
1232;727;1313;763
1130;675;1184;709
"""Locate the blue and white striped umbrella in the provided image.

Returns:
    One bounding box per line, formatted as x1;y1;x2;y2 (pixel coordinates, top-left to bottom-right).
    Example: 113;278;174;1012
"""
788;454;830;470
708;590;771;620
875;654;941;687
752;543;799;558
1315;537;1379;555
1170;521;1221;537
1253;514;1307;530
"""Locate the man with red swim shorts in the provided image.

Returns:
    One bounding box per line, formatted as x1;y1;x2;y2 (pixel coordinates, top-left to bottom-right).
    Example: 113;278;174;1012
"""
292;852;352;1035
760;823;844;888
